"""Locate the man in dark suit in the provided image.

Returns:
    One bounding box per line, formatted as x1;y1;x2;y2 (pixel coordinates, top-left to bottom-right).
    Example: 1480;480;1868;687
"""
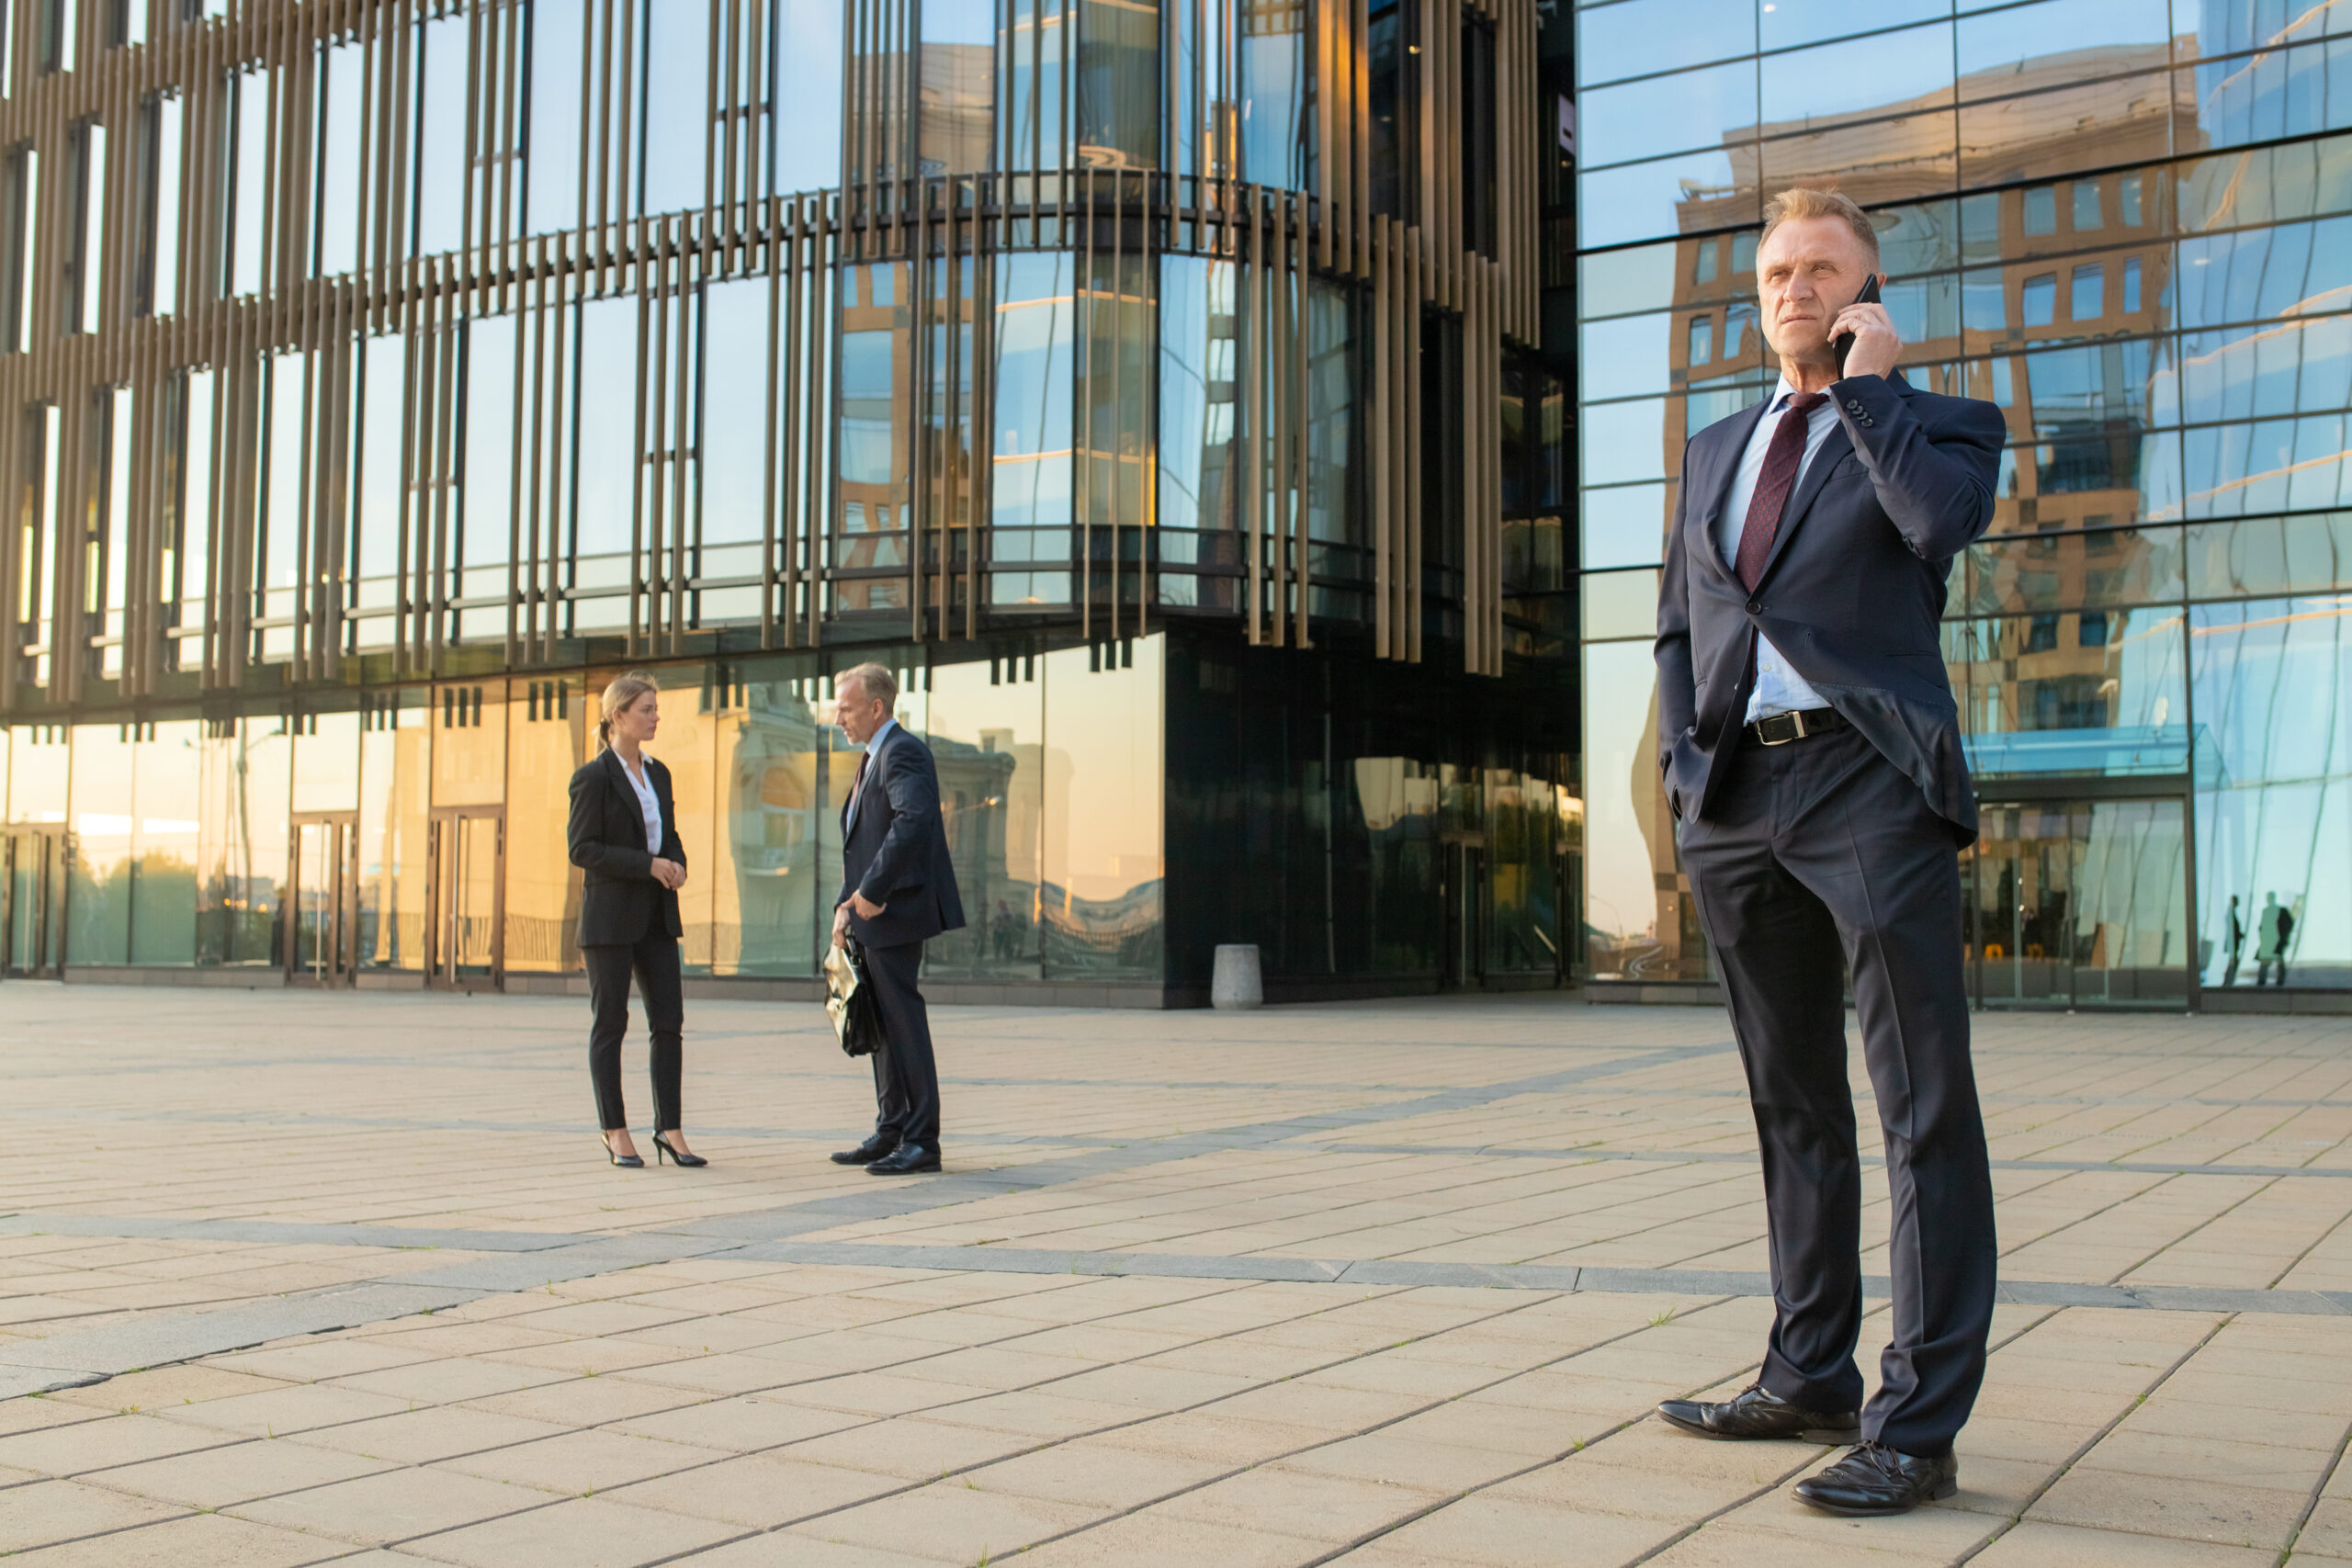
828;661;965;1175
1652;187;2005;1516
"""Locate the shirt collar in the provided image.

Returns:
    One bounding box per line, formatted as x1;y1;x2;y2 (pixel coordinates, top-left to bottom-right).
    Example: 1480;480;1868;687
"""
1770;375;1817;415
864;717;898;754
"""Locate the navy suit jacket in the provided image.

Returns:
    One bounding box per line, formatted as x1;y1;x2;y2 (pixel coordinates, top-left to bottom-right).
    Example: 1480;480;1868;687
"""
838;725;967;950
1655;371;2006;844
567;750;685;945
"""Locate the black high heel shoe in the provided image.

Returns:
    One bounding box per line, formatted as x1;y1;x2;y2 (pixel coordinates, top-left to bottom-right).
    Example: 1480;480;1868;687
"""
603;1133;644;1168
651;1133;707;1168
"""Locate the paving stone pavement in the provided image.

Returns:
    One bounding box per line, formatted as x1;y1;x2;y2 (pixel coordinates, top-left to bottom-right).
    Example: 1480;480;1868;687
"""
2;983;2350;1565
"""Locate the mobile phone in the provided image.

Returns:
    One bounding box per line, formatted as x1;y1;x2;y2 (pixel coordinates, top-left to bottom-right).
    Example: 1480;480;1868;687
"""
1832;273;1882;378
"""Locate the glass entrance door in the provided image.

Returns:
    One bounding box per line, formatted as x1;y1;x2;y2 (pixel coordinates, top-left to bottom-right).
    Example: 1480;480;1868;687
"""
1;830;64;977
428;809;504;990
1967;797;2188;1007
288;813;358;986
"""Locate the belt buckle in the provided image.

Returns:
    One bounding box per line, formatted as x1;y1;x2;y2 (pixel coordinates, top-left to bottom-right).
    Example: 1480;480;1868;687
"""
1758;711;1804;746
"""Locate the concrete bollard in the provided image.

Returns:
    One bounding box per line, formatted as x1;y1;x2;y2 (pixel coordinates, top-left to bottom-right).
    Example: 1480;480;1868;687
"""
1211;944;1263;1010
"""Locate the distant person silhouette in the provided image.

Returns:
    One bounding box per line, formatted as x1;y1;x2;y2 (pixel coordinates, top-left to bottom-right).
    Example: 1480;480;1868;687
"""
2256;892;2294;987
2222;895;2245;987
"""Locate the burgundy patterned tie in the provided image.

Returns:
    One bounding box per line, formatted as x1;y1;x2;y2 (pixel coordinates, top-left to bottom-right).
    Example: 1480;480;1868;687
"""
1733;392;1828;591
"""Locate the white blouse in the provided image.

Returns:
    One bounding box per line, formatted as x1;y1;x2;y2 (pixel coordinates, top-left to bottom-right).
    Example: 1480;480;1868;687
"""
619;755;663;855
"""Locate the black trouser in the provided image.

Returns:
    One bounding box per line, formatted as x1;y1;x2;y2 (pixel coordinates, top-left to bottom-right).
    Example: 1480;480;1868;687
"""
1677;724;1996;1457
584;930;684;1133
864;938;941;1149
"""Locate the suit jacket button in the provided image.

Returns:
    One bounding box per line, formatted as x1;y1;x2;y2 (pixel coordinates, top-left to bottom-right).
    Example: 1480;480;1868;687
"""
1745;600;1762;615
1845;399;1863;412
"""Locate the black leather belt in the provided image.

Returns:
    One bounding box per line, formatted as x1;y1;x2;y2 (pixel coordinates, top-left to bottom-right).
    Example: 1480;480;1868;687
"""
1747;707;1848;746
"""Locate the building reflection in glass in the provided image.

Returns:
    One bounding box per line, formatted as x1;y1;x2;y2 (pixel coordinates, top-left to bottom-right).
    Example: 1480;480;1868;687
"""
1575;0;2352;998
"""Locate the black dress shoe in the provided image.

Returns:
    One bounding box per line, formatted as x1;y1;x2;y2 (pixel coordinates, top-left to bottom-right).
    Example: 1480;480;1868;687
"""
1793;1442;1958;1517
831;1136;896;1166
866;1143;941;1175
1657;1383;1860;1444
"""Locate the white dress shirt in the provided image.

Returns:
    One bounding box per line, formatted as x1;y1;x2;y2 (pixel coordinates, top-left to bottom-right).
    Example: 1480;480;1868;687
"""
618;752;662;853
842;717;897;837
1718;377;1838;722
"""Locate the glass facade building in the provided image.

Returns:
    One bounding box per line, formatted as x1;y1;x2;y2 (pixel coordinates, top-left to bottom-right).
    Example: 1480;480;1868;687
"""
0;0;1578;1003
1577;0;2352;1010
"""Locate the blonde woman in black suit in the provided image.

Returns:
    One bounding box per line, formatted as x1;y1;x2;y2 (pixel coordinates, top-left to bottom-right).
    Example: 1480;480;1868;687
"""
567;671;707;1168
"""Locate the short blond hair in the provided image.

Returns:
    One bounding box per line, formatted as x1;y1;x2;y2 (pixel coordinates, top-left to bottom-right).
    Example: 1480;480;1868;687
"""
1760;187;1880;269
835;661;898;711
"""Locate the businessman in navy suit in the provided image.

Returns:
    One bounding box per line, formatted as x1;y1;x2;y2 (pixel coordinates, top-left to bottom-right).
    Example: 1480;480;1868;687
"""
828;661;965;1175
1652;188;2004;1516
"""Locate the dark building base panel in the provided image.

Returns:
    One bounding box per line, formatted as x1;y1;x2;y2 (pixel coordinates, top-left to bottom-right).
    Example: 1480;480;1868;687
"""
1584;980;1726;1008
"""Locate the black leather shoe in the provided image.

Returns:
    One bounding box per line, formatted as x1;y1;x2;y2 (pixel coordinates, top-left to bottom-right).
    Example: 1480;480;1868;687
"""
831;1136;896;1166
1657;1383;1860;1444
866;1144;941;1175
1793;1442;1958;1517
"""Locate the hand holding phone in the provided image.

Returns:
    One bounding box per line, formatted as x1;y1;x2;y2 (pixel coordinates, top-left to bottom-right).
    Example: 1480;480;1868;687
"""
1832;273;1882;377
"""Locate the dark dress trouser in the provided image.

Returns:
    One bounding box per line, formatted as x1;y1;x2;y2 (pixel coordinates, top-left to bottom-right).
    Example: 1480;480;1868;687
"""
584;927;684;1133
863;939;941;1150
1676;724;1996;1457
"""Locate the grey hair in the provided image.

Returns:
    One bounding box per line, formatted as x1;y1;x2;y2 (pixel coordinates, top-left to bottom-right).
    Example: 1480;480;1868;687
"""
1760;186;1881;269
835;661;898;712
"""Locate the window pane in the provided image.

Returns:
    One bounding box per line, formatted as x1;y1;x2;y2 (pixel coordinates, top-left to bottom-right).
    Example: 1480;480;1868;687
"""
1956;0;2173;92
228;71;268;297
2188;37;2352;153
1581;481;1672;570
528;0;583;232
2188;510;2352;599
1580;395;1673;487
316;39;362;276
2193;594;2352;987
701;278;771;551
1961;525;2186;615
2180;314;2352;423
1579;60;1758;169
147;96;180;316
1041;639;1161;980
414;15;467;254
460;315;515;642
1581;637;1707;980
921;655;1044;977
1950;605;2188;776
1759;25;1954;133
131;721;201;965
1577;0;1754;87
2177;216;2352;327
1579;150;1759;248
1960;71;2171;187
69;723;133;964
1760;0;1949;50
639;0;708;214
2185;415;2352;516
571;298;637;629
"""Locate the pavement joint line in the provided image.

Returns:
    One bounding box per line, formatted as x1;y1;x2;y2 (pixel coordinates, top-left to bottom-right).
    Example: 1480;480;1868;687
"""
9;1032;2319;1405
1323;1140;2352;1179
1950;1300;2238;1564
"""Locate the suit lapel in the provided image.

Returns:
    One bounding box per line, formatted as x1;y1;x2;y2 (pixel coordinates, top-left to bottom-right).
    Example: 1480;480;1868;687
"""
842;731;887;837
1688;401;1768;589
1753;373;1913;590
1754;421;1852;590
605;750;653;852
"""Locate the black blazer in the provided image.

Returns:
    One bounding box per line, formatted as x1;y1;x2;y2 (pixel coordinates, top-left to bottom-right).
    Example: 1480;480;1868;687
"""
837;724;967;951
1656;371;2006;844
567;750;685;946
